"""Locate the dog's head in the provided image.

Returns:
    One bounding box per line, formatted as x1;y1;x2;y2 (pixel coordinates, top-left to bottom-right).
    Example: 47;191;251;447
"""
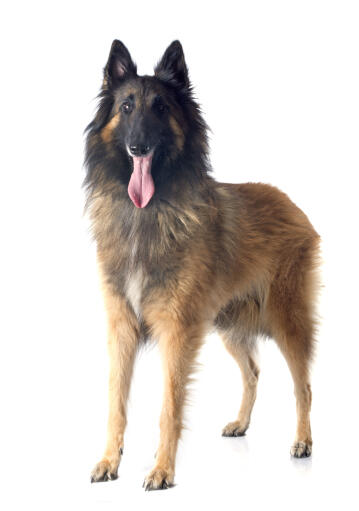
86;41;209;208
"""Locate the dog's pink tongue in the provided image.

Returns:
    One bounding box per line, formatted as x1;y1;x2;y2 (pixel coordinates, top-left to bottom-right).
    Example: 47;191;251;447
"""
128;154;155;208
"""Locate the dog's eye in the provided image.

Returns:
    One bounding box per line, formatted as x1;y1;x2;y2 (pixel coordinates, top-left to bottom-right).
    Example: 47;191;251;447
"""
153;98;167;114
121;101;133;114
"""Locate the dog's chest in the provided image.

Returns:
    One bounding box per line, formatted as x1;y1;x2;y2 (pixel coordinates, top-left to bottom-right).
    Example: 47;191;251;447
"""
122;241;148;318
123;266;147;317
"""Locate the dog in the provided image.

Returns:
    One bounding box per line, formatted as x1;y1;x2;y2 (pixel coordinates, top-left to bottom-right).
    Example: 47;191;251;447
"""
85;40;320;490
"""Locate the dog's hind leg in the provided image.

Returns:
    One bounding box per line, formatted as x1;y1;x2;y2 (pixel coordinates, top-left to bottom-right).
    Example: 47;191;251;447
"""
269;319;314;458
270;315;314;458
215;298;260;437
221;333;259;437
91;281;140;482
267;244;319;458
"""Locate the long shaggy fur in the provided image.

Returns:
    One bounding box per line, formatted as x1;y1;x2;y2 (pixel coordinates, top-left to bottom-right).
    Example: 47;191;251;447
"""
86;40;321;490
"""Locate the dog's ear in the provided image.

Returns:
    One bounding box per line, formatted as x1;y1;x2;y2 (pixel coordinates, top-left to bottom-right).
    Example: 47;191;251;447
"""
103;40;137;89
154;40;190;92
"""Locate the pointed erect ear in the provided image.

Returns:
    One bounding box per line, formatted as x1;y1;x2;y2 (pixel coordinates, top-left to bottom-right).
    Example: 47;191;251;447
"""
154;40;190;92
103;40;137;88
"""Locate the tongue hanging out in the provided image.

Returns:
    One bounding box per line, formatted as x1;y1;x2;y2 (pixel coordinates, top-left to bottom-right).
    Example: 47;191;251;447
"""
128;153;155;208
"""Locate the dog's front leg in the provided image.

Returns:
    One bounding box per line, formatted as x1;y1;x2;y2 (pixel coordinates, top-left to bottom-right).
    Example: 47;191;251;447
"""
143;322;205;490
91;284;140;482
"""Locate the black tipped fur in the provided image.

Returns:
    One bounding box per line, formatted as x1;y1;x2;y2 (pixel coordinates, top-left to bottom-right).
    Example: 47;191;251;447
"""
104;40;137;87
84;40;211;214
154;40;190;93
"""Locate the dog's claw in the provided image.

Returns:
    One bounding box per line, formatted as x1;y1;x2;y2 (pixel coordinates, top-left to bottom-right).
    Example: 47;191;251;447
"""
290;441;312;458
222;420;248;437
143;467;173;491
90;459;119;483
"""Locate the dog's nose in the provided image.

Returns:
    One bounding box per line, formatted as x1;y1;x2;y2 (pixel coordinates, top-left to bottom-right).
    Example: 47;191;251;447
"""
129;144;151;156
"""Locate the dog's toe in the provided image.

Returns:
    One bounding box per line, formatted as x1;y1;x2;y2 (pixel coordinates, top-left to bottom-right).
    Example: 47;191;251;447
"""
290;441;312;458
222;421;247;437
143;467;174;491
91;459;119;483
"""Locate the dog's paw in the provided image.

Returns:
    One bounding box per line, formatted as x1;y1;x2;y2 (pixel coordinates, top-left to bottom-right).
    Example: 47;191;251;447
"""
143;467;174;491
222;420;247;437
290;441;312;458
90;459;119;483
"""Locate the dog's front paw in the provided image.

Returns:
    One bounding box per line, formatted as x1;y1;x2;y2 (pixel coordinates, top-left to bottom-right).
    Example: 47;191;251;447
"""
222;420;248;437
290;441;312;458
91;458;119;483
143;467;174;491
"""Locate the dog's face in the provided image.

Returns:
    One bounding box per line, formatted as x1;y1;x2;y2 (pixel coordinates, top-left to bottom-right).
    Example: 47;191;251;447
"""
91;40;195;208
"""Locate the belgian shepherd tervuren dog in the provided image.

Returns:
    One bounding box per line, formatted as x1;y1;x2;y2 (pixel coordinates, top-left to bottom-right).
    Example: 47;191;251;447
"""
85;40;320;490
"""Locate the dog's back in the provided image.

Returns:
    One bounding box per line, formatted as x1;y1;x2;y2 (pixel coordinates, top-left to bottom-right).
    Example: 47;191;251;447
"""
87;41;320;490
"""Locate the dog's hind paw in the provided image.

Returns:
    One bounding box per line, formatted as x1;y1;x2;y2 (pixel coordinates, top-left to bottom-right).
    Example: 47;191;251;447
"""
143;467;174;491
222;420;248;437
290;441;312;458
90;459;119;483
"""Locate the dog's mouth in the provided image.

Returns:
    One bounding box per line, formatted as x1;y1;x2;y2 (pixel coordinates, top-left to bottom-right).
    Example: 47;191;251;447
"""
127;150;155;208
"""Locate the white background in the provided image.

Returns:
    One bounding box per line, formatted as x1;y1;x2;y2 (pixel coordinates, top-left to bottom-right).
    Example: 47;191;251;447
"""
1;1;358;509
